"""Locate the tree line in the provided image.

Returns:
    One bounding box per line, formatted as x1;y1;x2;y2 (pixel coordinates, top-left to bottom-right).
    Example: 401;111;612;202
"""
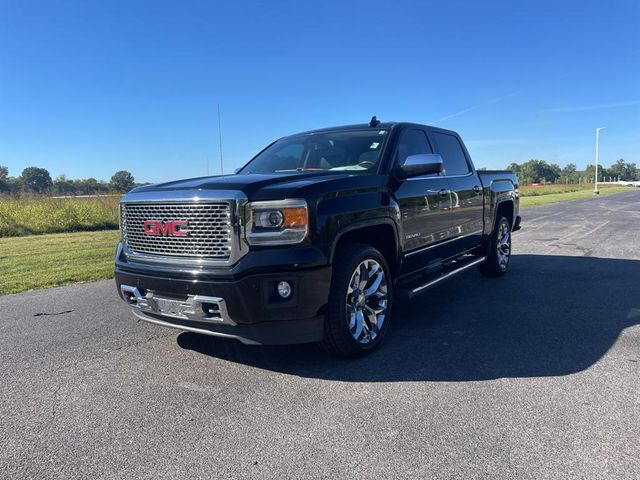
506;158;639;185
0;166;137;196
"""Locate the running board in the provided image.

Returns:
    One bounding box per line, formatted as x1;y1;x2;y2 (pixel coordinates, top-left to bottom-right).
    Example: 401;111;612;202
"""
396;257;486;299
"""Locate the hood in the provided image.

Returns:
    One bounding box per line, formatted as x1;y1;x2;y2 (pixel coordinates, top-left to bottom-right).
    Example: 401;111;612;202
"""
128;172;355;201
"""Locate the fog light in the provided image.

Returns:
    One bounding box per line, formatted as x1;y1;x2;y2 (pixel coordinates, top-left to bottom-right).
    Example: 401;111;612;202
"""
277;281;292;298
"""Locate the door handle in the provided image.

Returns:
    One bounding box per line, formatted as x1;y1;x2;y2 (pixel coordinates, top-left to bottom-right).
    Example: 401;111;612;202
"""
438;188;450;198
473;185;482;194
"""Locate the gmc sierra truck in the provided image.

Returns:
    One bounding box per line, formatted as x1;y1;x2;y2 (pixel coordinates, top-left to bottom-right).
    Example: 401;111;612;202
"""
115;118;520;357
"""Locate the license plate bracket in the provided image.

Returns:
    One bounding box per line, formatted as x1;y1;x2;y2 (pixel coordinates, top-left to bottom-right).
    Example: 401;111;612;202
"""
153;297;192;318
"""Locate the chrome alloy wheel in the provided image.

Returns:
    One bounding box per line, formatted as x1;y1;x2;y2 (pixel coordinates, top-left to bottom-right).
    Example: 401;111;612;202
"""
345;259;388;345
496;221;511;270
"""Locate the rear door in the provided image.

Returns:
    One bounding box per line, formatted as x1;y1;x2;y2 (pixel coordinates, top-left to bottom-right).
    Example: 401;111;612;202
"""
428;130;484;250
393;128;453;276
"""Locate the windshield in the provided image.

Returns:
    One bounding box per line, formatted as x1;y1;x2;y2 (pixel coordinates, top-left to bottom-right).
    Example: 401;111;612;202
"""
238;129;389;175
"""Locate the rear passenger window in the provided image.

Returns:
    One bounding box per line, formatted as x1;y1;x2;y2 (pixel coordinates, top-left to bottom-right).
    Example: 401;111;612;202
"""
430;132;470;176
396;129;433;165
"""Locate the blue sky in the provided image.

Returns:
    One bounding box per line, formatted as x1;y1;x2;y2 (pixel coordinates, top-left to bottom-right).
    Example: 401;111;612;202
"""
1;0;639;183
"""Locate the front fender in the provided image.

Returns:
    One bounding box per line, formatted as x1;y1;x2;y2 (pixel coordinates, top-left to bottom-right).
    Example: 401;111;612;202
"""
313;191;401;262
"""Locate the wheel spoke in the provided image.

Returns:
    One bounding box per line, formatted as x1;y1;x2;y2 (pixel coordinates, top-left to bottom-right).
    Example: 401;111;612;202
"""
364;270;384;297
375;282;388;296
365;304;384;316
372;314;384;334
364;308;381;335
349;270;360;293
348;312;356;330
356;263;366;289
353;310;365;339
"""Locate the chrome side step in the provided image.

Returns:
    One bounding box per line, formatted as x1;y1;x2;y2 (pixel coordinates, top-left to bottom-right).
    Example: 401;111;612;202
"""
396;257;486;299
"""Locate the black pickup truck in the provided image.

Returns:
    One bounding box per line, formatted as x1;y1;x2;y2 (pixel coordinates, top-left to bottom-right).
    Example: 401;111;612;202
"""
115;119;520;356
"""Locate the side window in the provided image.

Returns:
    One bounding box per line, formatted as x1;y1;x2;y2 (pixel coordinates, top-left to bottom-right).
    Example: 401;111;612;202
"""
430;131;470;176
396;129;433;165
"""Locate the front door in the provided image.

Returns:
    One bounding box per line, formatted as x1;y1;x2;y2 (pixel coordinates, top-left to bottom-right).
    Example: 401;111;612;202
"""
393;128;453;276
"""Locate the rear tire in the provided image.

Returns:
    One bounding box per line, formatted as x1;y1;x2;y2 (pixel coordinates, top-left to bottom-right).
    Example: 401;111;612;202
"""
320;243;393;357
478;216;511;277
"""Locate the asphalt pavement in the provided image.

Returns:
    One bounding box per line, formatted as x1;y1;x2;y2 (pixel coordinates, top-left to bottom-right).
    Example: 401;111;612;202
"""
1;190;639;479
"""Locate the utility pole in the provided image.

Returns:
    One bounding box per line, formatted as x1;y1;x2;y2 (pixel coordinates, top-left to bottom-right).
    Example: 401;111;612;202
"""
594;127;606;194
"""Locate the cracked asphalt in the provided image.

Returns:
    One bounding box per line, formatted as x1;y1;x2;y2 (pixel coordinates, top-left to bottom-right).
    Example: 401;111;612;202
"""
1;190;639;479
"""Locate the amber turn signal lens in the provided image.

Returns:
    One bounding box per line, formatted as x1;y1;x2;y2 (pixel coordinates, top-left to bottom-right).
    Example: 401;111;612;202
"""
282;208;308;228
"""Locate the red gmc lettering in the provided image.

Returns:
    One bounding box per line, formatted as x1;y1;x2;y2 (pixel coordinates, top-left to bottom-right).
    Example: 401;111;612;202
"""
143;220;189;236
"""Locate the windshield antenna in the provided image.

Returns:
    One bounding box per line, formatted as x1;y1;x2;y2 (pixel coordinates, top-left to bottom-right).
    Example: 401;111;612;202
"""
218;103;224;175
369;115;380;127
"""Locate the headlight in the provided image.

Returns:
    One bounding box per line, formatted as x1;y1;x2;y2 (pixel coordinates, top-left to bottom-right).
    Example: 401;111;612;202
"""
246;199;308;245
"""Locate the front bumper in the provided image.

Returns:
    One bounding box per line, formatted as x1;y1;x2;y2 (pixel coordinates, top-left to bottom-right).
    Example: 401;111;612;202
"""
114;244;331;345
130;309;324;345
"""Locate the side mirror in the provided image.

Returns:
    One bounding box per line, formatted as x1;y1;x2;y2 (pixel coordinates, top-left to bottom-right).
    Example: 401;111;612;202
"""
396;153;444;179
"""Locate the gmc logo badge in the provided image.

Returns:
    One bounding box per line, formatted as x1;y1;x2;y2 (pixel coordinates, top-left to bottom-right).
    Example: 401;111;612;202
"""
143;220;189;237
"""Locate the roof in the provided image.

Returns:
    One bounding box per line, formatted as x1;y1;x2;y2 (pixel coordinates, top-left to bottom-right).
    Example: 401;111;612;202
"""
286;121;458;138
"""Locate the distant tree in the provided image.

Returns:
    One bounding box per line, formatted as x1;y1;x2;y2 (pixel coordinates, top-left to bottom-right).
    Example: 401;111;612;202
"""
80;178;99;195
608;159;625;179
53;175;77;195
506;162;521;174
608;158;638;180
584;164;607;182
561;163;576;176
97;181;111;194
518;159;560;184
582;163;616;182
0;165;8;193
6;177;23;194
21;167;53;193
110;170;135;193
560;163;578;183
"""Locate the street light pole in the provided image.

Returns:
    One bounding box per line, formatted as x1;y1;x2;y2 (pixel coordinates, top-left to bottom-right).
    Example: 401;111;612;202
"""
594;127;606;194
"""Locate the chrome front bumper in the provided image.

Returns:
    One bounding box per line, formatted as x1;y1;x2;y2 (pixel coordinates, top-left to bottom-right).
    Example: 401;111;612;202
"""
130;309;262;345
120;284;236;326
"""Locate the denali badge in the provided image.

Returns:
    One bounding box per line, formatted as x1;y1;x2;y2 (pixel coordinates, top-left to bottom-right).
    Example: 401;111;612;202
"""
143;220;189;237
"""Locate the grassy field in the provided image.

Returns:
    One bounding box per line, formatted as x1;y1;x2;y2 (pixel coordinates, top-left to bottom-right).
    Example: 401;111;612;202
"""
0;195;119;237
0;230;119;295
520;184;630;207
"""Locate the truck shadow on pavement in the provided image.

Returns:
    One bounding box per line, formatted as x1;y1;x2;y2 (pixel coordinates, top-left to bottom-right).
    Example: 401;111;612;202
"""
177;254;640;382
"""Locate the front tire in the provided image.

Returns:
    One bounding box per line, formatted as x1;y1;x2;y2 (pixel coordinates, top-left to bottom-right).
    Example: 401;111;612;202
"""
478;216;512;277
320;243;393;357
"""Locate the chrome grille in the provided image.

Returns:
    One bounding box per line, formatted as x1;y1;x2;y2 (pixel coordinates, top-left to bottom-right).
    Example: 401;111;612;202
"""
122;202;232;258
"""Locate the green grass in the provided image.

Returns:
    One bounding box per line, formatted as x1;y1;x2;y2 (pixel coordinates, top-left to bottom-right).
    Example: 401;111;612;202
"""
0;230;120;295
520;184;630;207
0;195;120;237
519;183;601;196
